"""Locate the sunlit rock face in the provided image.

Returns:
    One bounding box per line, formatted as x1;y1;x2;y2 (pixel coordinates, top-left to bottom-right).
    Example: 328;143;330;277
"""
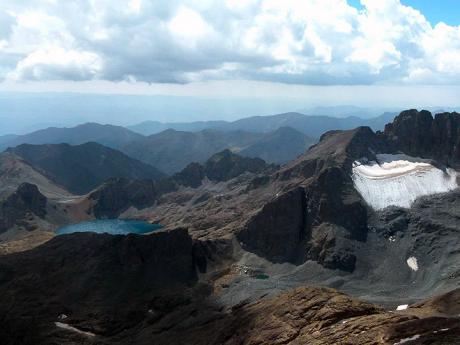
352;153;458;210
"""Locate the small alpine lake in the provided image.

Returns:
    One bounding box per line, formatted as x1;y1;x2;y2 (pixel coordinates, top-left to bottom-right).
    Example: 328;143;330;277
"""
56;219;162;235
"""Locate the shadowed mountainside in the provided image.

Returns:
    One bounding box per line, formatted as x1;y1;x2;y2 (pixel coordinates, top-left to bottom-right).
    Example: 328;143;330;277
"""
6;142;165;194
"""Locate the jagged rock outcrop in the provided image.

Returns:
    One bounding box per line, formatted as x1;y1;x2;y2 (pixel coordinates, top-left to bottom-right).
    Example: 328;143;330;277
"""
173;162;205;188
89;177;177;218
432;112;460;164
305;167;368;241
88;150;273;218
203;149;271;182
384;109;460;166
237;187;307;263
0;183;47;233
278;126;387;181
302;167;367;271
384;109;434;157
238;128;374;270
174;149;272;188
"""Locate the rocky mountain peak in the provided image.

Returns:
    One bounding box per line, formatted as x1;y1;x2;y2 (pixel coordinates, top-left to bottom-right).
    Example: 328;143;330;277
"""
0;183;47;233
384;109;434;157
204;149;270;182
384;109;460;165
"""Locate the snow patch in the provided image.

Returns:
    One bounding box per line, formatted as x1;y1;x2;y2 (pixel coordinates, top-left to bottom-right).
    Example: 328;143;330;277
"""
352;154;458;210
393;334;420;344
55;322;95;337
396;304;408;311
407;257;419;271
433;328;450;334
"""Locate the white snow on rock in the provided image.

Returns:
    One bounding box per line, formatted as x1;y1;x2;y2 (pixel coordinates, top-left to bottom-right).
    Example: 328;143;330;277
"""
396;304;408;311
352;154;458;210
55;322;96;337
393;334;420;344
406;257;419;271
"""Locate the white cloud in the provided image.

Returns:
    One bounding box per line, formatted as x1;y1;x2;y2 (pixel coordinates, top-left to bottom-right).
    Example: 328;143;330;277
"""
9;47;102;80
0;0;459;85
168;6;213;42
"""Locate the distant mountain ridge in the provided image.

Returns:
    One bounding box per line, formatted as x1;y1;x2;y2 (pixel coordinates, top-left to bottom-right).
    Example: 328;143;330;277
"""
121;127;314;174
0;112;398;176
127;120;228;136
121;129;265;174
127;111;398;137
0;122;144;151
6;142;165;194
239;126;315;164
212;112;398;136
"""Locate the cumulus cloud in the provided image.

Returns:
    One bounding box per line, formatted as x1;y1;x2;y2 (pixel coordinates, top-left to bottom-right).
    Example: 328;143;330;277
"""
0;0;459;85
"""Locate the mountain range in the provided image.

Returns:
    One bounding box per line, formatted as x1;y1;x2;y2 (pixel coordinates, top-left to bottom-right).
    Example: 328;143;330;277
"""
127;111;398;136
0;111;400;176
0;109;460;344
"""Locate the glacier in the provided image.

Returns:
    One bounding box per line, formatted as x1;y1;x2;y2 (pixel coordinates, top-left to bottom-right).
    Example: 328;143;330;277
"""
352;153;458;210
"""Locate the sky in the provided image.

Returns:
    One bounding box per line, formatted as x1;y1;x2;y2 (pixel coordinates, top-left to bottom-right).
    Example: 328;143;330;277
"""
0;0;459;128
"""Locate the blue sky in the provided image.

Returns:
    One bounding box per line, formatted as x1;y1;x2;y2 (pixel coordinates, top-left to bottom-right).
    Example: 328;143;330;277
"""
348;0;460;25
402;0;460;25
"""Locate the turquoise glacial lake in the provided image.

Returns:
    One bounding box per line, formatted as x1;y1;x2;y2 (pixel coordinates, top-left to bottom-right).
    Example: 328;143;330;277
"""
56;219;162;235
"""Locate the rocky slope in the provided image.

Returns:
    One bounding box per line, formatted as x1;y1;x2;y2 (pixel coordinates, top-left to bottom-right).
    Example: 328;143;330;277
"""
7;142;165;194
0;230;458;345
154;286;460;345
0;151;71;201
87;150;273;218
